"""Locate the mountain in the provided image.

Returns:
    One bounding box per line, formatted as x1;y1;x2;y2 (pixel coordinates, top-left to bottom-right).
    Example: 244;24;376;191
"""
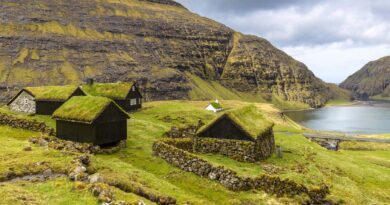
0;0;345;107
340;56;390;100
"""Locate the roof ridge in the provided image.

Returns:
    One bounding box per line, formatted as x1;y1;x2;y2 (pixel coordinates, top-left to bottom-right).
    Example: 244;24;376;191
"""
52;96;129;123
87;98;113;123
90;98;130;123
197;105;274;140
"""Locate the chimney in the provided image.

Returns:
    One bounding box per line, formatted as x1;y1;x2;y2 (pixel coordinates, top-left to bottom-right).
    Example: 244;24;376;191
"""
86;78;94;85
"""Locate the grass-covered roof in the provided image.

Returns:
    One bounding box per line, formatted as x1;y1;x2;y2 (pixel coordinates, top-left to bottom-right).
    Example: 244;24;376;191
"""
81;82;135;100
24;85;81;101
52;96;129;123
197;105;274;140
210;102;222;109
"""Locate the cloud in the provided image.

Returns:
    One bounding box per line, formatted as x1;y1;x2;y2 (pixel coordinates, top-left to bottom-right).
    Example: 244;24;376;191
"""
176;0;390;83
283;43;390;83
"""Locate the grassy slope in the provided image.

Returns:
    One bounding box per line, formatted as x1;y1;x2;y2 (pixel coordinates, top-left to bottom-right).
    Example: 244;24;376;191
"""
323;83;353;106
339;134;390;151
325;99;355;106
0;125;150;204
186;72;322;111
0;101;388;204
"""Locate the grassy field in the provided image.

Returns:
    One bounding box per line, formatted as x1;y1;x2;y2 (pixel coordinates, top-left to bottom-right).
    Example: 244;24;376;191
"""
0;100;389;204
325;99;355;106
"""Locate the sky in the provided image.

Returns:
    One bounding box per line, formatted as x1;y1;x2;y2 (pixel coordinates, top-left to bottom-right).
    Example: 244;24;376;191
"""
175;0;390;83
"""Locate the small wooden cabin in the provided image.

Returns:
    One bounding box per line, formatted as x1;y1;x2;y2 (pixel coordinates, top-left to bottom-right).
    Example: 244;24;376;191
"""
7;86;85;115
52;96;130;145
82;82;142;111
197;105;274;142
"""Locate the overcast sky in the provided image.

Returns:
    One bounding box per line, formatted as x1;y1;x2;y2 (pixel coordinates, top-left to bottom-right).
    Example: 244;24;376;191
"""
176;0;390;83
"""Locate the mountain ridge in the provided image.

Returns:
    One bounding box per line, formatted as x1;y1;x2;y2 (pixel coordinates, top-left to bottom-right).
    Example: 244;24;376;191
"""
340;56;390;100
0;0;347;107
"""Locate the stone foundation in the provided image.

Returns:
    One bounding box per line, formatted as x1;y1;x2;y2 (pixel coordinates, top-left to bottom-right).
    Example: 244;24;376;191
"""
193;138;259;162
254;128;275;159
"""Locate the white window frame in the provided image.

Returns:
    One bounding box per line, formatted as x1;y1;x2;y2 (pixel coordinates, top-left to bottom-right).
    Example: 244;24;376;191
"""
130;98;137;106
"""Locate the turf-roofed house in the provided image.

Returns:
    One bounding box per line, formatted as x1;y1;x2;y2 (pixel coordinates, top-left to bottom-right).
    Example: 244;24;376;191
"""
196;105;275;159
82;81;142;111
7;85;85;115
205;99;223;113
52;96;129;146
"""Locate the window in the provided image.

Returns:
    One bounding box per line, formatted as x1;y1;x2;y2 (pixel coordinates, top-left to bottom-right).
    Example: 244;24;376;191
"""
132;86;135;91
130;98;137;105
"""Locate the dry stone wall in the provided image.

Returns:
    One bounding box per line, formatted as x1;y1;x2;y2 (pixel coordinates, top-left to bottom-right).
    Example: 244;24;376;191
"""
8;91;36;114
193;138;259;162
165;123;275;162
153;139;332;204
0;112;54;135
254;128;275;160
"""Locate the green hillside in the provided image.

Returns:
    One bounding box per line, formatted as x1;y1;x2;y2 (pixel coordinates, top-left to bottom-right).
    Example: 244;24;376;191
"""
0;100;388;204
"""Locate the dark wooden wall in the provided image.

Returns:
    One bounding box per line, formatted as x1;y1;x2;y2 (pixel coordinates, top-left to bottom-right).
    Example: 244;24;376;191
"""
120;85;143;111
72;87;86;97
56;120;127;145
56;120;97;143
95;120;127;145
56;102;128;145
198;116;254;141
36;101;64;115
115;99;141;112
35;88;85;115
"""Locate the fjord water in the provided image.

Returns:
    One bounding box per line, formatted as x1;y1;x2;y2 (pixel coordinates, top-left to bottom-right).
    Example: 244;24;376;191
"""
285;101;390;134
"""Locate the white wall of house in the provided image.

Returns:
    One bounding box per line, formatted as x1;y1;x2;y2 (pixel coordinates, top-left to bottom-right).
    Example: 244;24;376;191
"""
9;91;36;114
205;104;222;113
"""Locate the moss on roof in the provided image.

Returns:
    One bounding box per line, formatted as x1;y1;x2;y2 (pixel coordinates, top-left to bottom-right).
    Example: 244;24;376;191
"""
210;102;222;109
24;85;81;101
52;96;129;123
81;82;135;100
197;105;274;139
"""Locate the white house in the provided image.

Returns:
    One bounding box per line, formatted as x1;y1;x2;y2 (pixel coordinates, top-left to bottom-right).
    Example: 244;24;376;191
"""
205;100;223;113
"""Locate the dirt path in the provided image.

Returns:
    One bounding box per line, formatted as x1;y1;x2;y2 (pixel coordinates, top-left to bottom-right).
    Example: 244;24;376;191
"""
303;134;390;143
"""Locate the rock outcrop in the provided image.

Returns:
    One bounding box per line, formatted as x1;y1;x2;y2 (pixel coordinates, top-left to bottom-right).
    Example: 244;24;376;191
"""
0;0;343;107
340;56;390;100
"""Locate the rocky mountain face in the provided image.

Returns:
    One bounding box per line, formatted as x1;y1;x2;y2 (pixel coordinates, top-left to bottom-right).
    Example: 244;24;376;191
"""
0;0;344;107
340;56;390;100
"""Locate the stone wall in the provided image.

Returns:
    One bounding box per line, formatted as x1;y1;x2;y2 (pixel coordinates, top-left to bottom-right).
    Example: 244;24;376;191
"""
164;120;204;138
160;138;193;152
0;112;54;135
8;91;36;114
254;128;275;160
152;140;330;203
165;122;275;162
193;138;259;162
193;127;275;162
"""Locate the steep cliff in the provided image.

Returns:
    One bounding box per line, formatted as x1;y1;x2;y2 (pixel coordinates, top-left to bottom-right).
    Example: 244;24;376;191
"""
340;56;390;100
0;0;344;107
